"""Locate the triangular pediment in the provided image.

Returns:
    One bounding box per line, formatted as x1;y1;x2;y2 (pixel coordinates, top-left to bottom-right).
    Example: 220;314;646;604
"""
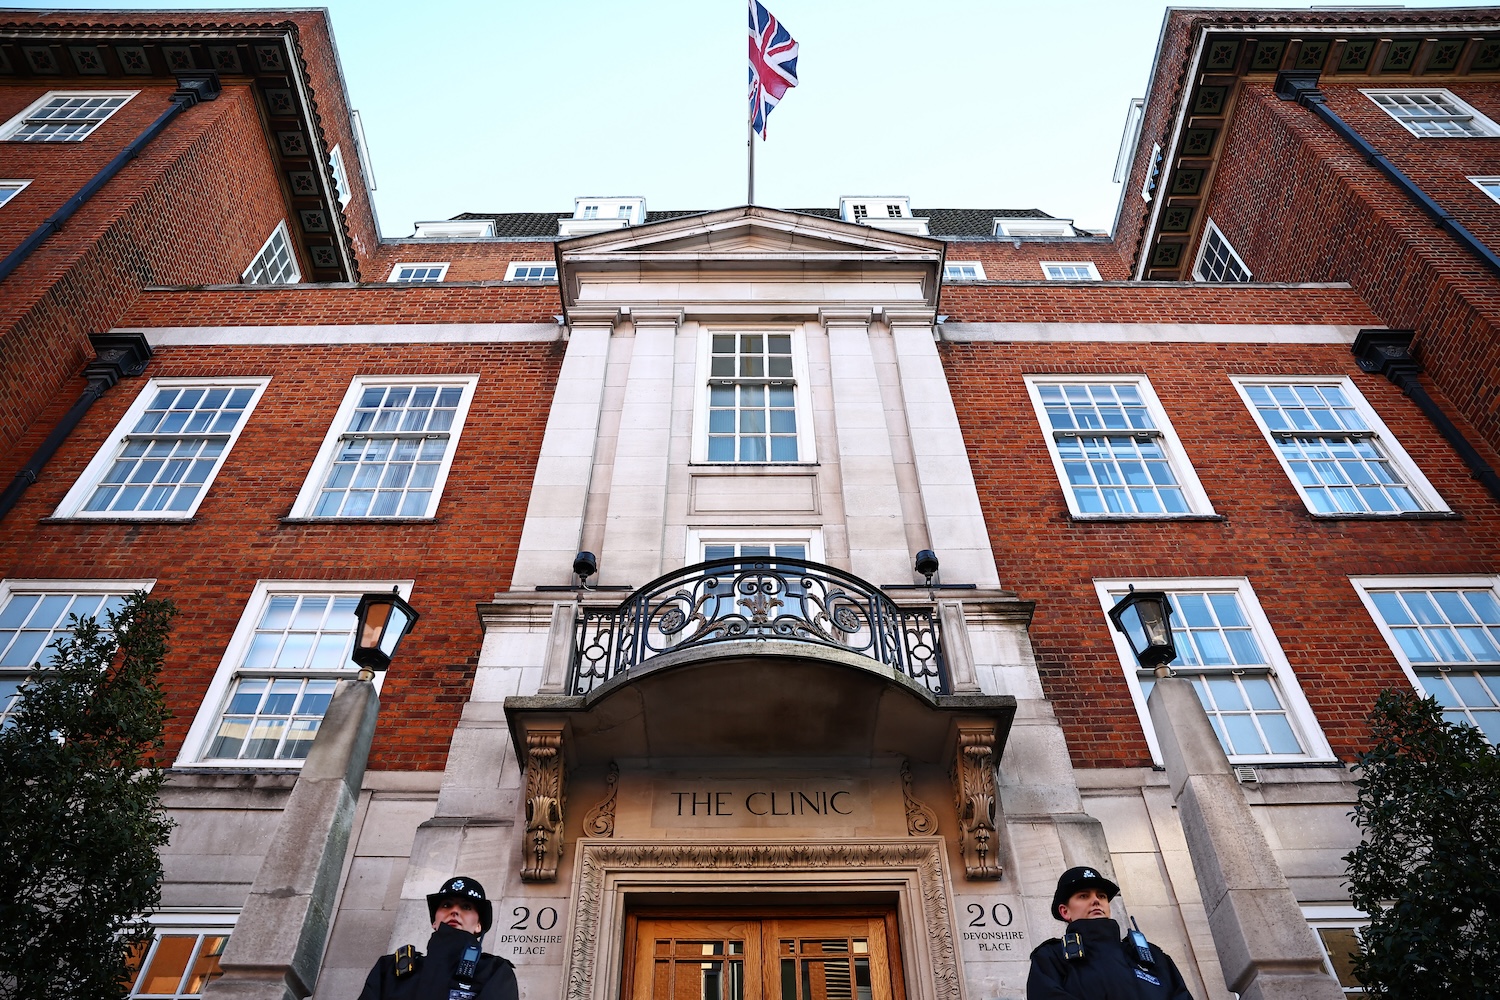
558;205;944;260
556;206;945;310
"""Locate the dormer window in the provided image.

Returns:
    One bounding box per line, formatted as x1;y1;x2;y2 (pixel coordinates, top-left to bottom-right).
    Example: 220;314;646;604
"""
582;204;599;220
886;204;903;218
558;197;647;236
617;206;632;221
838;196;928;235
852;204;869;222
995;219;1076;238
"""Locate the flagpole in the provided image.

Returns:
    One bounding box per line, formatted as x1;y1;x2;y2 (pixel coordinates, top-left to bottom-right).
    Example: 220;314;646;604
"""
747;117;755;206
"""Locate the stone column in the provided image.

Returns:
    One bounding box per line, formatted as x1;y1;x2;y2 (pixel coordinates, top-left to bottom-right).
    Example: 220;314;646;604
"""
1147;678;1344;1000
599;309;683;587
889;311;1000;588
202;679;379;1000
511;310;617;589
821;307;910;584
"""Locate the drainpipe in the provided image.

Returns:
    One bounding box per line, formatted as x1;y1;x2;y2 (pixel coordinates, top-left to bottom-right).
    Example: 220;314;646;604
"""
0;332;153;521
0;72;220;287
1353;329;1500;504
1274;70;1500;280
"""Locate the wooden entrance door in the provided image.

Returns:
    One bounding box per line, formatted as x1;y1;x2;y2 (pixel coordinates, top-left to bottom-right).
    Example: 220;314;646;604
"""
626;913;904;1000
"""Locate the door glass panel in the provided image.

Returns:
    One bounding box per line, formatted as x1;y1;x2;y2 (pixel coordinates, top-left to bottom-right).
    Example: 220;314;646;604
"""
779;937;871;1000
647;933;746;1000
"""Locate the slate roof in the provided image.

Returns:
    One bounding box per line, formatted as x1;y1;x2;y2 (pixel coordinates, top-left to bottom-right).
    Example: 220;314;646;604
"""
450;207;1058;240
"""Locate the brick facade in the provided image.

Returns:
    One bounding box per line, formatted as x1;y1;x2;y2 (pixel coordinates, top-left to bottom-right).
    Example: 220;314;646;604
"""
0;339;561;770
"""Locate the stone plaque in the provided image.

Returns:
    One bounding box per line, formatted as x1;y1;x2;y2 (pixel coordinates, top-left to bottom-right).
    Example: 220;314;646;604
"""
954;895;1029;961
491;898;567;965
651;778;871;828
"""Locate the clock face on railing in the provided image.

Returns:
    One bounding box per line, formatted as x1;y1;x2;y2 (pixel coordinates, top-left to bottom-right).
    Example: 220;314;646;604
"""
570;557;945;696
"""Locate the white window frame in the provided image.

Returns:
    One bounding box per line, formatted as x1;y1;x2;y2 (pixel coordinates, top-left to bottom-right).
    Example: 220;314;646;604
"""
692;327;817;465
127;910;237;999
1193;219;1252;282
328;144;352;206
412;220;494;238
686;527;825;566
1231;376;1447;517
995;219;1075;237
1303;906;1368;995
0;90;136;142
1351;574;1500;741
0;179;31;207
176;580;408;768
1041;261;1102;281
943;261;986;281
1363;88;1500;138
288;374;478;519
1024;374;1216;519
1469;175;1500;205
387;262;449;283
53;377;270;519
504;261;557;282
241;220;300;285
1;578;155;728
1095;577;1335;765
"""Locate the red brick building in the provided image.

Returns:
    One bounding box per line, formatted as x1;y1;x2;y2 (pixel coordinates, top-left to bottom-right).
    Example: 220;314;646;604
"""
0;7;1496;1000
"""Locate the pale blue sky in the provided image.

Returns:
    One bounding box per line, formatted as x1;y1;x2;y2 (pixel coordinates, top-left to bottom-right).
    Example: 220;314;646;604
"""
10;1;1491;235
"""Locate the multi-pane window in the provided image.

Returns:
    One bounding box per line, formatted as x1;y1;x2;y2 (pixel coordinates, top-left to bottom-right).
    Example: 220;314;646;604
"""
617;205;633;220
707;333;798;463
57;379;268;518
0;179;30;207
328;145;352;206
701;541;810;621
886;204;903;218
1042;262;1101;280
1234;378;1444;516
291;376;476;519
127;926;229;998
852;204;870;221
1357;580;1500;743
944;262;985;280
242;221;300;285
389;263;447;283
1026;377;1213;517
1;92;133;142
0;586;134;729
201;593;361;761
1098;579;1330;763
581;204;599;219
1193;221;1251;282
1364;89;1500;137
505;262;557;281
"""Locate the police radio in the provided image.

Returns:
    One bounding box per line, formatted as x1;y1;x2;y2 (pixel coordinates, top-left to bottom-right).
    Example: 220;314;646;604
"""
447;943;481;1000
1128;917;1156;967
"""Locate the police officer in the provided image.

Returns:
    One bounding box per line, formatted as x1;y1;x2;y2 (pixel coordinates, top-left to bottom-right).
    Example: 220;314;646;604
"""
1027;866;1195;1000
356;876;519;1000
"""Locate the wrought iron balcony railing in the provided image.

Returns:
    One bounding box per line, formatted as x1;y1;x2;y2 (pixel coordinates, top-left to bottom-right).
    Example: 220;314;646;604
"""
570;557;946;696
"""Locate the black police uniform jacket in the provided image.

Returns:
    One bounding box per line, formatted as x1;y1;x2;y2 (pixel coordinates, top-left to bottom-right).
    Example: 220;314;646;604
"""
1026;917;1194;1000
356;923;519;1000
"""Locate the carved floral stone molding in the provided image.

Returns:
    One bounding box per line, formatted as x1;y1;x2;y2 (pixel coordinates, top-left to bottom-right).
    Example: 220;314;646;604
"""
582;761;619;838
521;728;566;881
567;840;962;1000
901;758;939;836
950;722;1002;880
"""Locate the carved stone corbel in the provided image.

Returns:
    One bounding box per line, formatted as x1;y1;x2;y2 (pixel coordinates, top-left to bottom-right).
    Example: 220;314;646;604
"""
901;758;939;836
950;722;1002;880
582;761;619;838
521;727;566;881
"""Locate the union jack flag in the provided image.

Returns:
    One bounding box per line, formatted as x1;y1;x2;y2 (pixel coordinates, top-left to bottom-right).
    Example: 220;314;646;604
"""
749;0;799;138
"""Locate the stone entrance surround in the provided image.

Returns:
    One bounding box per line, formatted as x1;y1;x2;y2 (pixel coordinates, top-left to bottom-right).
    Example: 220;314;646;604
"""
565;838;961;1000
